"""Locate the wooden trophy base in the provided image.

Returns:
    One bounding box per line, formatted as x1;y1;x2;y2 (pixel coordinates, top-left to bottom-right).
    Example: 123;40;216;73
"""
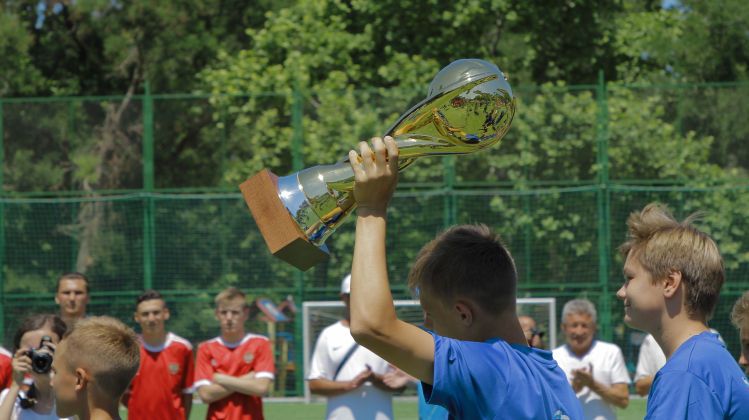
239;169;329;271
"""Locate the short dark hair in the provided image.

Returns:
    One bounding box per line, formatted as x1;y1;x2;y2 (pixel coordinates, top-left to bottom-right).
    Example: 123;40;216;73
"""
56;272;90;293
13;313;67;352
408;224;518;314
135;290;165;308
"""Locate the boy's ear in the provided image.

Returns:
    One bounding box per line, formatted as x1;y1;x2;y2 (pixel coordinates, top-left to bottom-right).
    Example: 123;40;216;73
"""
454;300;474;327
75;367;89;392
663;269;683;298
164;307;171;321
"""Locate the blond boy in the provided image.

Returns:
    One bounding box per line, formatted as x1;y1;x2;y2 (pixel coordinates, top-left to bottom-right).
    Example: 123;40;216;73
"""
194;287;274;420
51;316;140;420
617;203;749;419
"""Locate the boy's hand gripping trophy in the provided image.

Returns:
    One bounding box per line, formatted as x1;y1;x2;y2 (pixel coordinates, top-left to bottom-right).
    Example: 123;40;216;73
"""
240;59;516;270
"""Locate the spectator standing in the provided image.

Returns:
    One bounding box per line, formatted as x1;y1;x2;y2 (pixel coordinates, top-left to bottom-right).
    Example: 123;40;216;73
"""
54;273;90;328
194;288;274;420
518;315;545;349
308;274;403;420
552;298;630;420
123;290;195;419
0;314;69;420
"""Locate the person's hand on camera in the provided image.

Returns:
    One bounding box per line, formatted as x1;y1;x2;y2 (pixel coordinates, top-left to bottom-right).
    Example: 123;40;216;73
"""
349;136;399;216
11;349;32;385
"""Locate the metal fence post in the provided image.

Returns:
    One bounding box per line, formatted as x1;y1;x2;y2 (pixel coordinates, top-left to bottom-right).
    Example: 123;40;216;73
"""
596;70;612;341
220;109;228;284
291;80;305;396
0;98;5;340
443;156;456;228
69;100;78;270
143;81;155;290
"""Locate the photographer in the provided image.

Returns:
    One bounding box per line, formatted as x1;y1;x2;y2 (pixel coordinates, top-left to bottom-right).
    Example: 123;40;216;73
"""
0;314;69;420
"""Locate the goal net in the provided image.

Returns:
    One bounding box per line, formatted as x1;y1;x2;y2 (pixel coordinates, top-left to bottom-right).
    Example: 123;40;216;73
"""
302;297;556;402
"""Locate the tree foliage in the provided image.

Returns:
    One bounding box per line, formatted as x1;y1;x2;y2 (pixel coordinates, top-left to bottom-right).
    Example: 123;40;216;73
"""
2;0;749;360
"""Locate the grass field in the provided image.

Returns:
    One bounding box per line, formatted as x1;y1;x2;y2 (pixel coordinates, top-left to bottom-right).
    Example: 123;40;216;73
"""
121;396;648;419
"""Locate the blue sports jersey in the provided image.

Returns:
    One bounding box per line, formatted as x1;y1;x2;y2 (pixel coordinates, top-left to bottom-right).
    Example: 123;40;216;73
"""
422;333;583;420
418;381;449;420
645;332;749;419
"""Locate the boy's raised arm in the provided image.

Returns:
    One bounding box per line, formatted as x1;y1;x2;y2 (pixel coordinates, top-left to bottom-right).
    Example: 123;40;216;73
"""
348;136;435;384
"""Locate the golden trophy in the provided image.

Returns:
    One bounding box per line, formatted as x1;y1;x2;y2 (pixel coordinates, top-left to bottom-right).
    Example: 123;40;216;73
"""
240;58;516;270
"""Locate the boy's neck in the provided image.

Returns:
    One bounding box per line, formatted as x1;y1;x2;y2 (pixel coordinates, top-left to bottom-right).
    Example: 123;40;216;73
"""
86;392;122;420
653;316;709;359
88;408;121;420
471;312;527;346
142;329;168;348
222;329;246;344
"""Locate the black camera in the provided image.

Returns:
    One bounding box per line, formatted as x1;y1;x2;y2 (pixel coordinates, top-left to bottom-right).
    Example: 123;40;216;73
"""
24;336;54;374
530;328;545;339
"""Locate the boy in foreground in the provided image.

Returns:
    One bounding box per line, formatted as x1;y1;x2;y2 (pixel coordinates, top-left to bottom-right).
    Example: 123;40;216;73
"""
346;137;583;419
124;290;195;419
616;204;749;418
51;316;141;420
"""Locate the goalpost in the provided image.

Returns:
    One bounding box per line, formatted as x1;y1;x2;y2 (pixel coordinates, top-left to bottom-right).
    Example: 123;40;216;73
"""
302;297;556;403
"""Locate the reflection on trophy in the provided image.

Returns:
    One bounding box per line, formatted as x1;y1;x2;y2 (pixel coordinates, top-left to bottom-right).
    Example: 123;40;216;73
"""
240;58;516;270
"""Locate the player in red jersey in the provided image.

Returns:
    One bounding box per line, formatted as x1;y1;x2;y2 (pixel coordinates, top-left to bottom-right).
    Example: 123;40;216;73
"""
122;290;195;420
0;346;11;390
194;287;275;420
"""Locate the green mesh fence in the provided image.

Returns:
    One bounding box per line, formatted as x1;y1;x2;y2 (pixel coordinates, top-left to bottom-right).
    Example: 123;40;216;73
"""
3;80;749;396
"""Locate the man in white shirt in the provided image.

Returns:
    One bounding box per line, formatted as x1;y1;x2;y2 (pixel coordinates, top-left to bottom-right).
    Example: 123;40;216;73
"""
553;299;630;420
307;274;403;420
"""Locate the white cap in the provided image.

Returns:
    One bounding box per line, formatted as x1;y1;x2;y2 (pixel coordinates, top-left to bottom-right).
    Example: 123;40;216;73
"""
340;274;351;294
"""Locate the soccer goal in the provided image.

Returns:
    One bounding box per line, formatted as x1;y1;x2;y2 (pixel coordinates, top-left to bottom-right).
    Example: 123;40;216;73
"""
302;297;556;403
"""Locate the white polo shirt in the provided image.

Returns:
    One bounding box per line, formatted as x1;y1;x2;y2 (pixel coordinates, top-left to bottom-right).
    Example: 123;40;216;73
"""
308;321;393;420
553;340;631;420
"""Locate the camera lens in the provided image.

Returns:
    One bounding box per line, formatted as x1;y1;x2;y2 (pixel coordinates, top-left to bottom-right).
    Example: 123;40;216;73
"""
30;351;53;374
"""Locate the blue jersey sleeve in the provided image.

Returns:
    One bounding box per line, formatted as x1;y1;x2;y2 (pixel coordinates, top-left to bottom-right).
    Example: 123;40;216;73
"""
424;334;511;419
645;371;722;419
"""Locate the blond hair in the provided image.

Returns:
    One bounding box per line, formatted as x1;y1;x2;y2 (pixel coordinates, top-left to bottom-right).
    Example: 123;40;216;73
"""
215;287;248;309
731;291;749;329
408;224;517;314
61;316;140;399
618;203;724;317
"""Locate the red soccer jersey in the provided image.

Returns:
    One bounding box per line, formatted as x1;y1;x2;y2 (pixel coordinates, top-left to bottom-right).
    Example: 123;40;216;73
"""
195;334;275;420
0;346;11;390
127;332;195;420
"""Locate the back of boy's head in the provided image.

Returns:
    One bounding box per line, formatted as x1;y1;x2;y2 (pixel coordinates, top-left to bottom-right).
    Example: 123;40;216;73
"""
214;287;248;309
408;224;517;314
61;316;140;400
619;203;724;318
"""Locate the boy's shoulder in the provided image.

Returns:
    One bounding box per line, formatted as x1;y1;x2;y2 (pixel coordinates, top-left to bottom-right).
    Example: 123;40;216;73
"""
166;332;194;351
664;331;729;371
658;332;747;392
435;334;556;366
